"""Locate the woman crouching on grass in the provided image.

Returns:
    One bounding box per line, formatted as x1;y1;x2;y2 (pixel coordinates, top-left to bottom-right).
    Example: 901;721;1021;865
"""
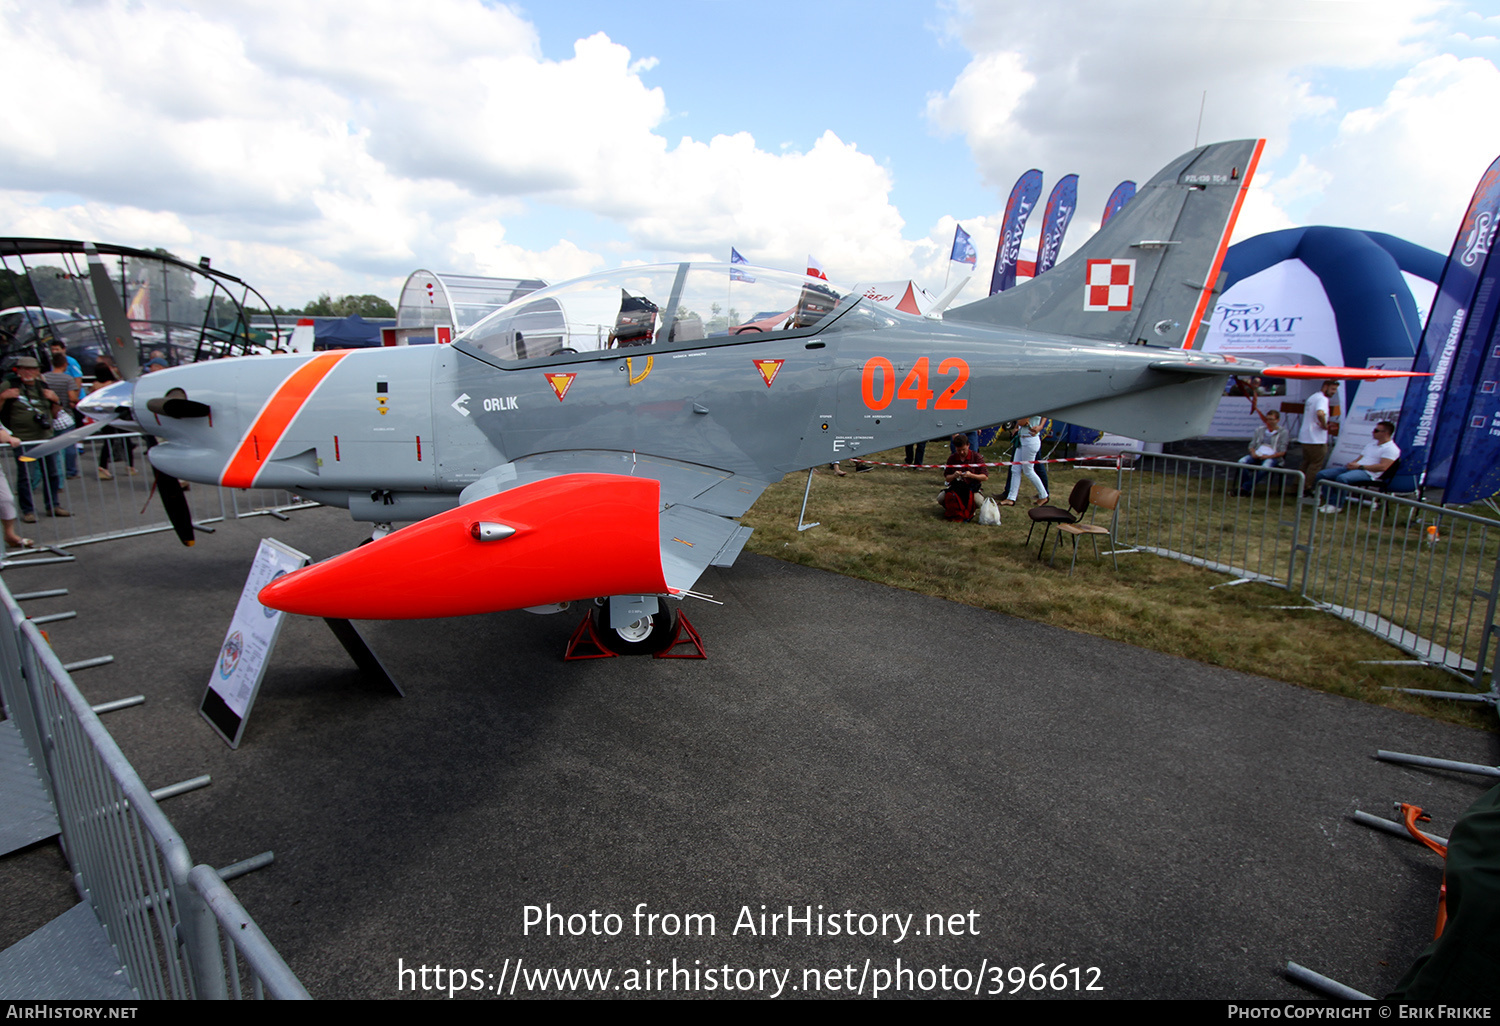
941;433;988;521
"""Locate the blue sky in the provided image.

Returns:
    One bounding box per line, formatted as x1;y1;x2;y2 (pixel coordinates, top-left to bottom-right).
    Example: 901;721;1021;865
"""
517;0;987;237
1;1;1497;305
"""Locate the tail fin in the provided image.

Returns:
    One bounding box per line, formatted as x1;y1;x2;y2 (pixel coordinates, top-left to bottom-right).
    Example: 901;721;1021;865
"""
288;318;316;354
946;139;1264;350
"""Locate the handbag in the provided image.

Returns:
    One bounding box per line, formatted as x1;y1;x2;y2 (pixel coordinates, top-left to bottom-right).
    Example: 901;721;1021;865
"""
976;495;1002;525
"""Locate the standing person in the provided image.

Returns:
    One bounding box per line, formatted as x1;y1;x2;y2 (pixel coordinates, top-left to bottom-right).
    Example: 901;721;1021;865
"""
1298;380;1338;498
0;357;69;520
941;433;987;520
1236;409;1289;495
43;351;80;479
1003;415;1049;507
904;438;927;468
0;422;32;549
48;340;82;379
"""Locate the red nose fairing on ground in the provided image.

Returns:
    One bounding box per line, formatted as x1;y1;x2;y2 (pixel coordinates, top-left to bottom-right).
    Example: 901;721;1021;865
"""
257;475;669;619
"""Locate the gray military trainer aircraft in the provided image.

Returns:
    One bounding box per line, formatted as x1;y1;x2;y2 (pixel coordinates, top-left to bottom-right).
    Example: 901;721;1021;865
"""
96;138;1414;652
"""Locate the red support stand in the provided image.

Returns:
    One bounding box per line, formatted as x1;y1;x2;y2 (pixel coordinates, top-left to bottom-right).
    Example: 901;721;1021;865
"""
654;611;707;659
563;612;619;660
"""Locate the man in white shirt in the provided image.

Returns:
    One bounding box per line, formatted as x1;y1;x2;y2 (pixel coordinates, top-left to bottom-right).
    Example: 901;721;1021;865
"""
1297;379;1338;497
1315;421;1399;512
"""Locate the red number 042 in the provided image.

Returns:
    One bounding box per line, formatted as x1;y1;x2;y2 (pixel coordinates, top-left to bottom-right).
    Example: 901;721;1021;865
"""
861;357;968;410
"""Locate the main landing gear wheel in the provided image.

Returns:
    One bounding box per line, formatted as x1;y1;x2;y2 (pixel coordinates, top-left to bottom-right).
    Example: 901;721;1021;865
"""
593;598;678;655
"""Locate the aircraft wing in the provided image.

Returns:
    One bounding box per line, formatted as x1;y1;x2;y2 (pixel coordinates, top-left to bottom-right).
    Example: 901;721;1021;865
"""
259;452;769;619
458;451;766;595
1147;359;1425;381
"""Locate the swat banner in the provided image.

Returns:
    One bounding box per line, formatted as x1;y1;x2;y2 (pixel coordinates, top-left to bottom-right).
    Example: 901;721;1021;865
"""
1036;174;1078;277
1201;259;1345;439
1101;180;1135;226
989;168;1043;295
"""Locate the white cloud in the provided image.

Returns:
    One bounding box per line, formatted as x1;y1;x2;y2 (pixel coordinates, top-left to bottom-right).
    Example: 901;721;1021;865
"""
925;0;1447;251
1306;54;1500;247
1;0;1486;312
0;1;936;303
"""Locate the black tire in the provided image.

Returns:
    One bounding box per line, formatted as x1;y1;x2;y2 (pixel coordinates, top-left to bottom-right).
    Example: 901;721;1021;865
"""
593;598;677;655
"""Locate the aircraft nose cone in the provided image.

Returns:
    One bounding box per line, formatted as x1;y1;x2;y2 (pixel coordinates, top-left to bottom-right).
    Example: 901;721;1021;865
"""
257;474;670;619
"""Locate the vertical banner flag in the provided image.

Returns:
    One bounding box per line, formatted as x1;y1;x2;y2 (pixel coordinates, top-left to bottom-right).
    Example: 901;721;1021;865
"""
1036;174;1079;277
950;224;977;268
1101;181;1136;226
730;247;754;282
1428;240;1500;498
989;169;1044;295
1445;296;1500;504
806;255;827;281
1393;154;1500;490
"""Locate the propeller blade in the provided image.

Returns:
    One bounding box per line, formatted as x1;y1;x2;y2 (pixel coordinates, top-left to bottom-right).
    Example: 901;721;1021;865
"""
85;242;141;381
21;414;118;459
145;387;211;419
152;468;195;546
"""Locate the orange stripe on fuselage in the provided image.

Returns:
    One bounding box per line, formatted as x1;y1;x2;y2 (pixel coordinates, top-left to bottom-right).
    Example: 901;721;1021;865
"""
1181;138;1265;349
221;352;350;487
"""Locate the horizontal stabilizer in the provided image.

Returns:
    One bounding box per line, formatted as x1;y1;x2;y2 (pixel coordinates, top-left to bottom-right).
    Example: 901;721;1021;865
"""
1260;365;1429;381
1147;360;1428;381
1047;373;1226;442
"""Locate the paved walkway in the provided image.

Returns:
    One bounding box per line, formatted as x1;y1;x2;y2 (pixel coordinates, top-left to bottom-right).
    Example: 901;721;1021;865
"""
2;506;1495;999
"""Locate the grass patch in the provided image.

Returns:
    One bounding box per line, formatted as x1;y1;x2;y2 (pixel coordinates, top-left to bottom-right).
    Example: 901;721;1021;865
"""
742;446;1497;733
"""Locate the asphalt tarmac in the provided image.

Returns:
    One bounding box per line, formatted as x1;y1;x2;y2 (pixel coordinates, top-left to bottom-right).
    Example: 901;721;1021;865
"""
2;505;1496;1000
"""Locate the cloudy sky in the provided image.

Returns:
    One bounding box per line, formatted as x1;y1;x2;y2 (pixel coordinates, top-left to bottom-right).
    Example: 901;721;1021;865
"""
2;0;1497;308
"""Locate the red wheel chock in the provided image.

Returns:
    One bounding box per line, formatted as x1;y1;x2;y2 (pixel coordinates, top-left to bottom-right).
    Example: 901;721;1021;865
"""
563;613;619;660
654;611;706;659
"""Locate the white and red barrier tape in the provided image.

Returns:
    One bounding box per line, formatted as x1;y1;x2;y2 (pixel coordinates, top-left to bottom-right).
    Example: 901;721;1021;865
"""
845;455;1127;470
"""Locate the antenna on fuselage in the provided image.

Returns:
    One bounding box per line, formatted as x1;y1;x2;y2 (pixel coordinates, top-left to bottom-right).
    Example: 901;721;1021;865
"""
924;275;973;319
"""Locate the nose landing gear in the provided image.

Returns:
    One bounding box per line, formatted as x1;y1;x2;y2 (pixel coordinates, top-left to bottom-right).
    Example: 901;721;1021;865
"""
563;596;706;659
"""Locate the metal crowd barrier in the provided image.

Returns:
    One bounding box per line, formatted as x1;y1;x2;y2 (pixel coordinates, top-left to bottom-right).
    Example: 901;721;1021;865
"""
220;486;320;523
188;866;309;1000
1115;452;1498;699
0;434;317;550
1;433;220;548
1116;453;1306;589
0;580;309;999
1302;481;1500;692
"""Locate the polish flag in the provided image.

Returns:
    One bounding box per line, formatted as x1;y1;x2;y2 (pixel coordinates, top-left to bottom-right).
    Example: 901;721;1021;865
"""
806;255;827;280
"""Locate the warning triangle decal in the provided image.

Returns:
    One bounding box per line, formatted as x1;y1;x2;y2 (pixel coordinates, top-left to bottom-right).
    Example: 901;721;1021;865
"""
545;373;577;401
753;359;785;388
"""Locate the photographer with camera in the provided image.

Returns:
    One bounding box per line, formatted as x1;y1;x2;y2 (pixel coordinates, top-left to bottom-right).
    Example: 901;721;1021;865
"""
1;356;70;521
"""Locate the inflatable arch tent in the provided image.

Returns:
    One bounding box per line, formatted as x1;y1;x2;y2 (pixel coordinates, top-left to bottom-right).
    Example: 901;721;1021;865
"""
1198;226;1444;441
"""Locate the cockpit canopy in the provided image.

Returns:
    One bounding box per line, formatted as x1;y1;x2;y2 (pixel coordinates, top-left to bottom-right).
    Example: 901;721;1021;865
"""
456;263;856;363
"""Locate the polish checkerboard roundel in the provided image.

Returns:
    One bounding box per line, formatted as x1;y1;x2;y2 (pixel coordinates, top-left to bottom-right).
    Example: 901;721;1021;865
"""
1084;258;1135;311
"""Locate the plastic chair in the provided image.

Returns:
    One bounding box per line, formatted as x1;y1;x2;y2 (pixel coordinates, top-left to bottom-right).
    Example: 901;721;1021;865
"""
1051;484;1121;575
1026;479;1092;559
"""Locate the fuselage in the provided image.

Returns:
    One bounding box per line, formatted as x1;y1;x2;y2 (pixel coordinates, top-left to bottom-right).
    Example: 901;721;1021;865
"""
134;294;1243;524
